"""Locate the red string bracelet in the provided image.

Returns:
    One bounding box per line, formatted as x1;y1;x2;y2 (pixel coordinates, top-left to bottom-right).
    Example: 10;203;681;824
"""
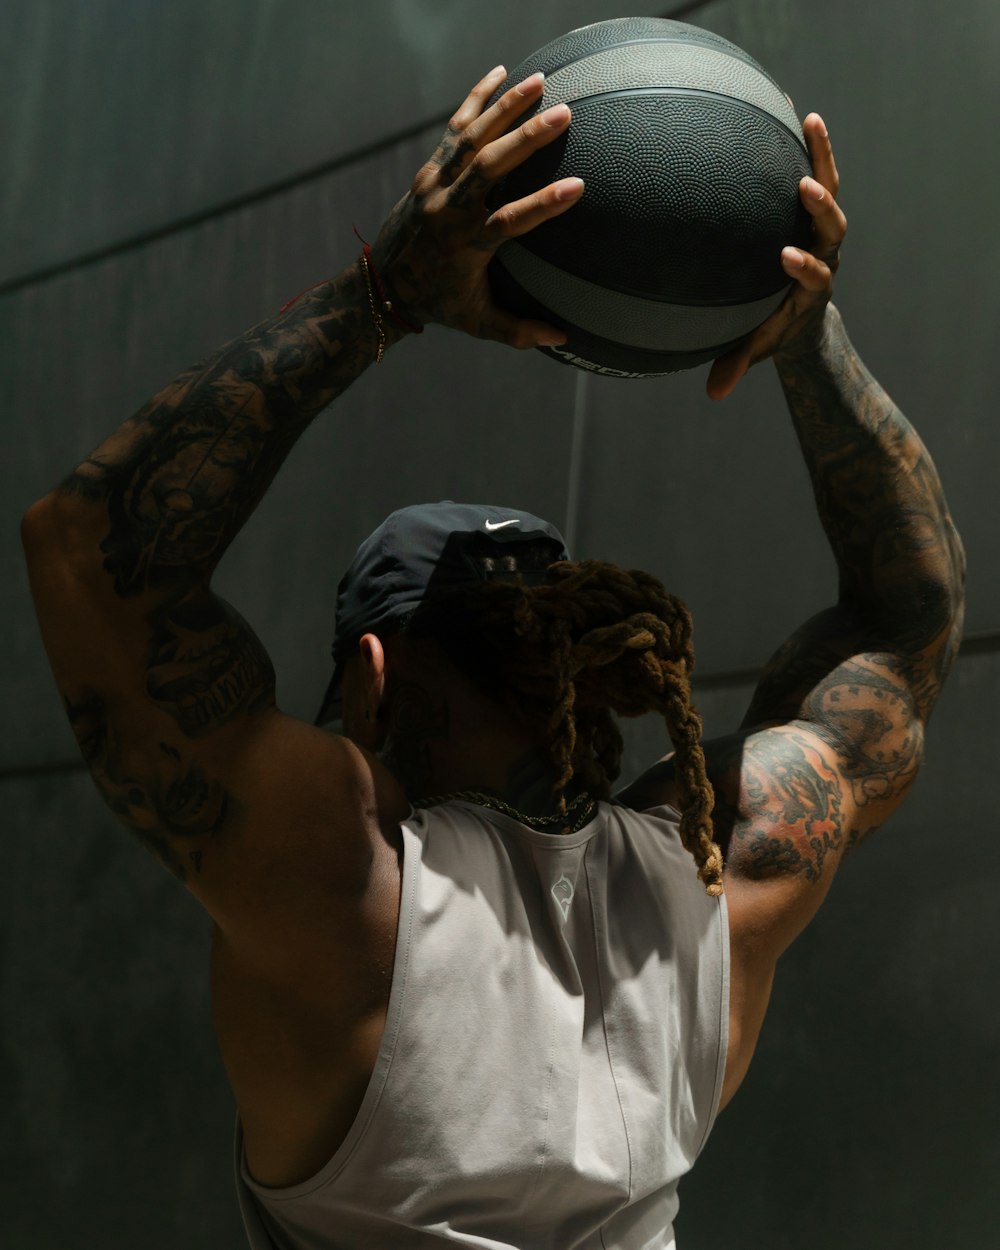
278;279;329;314
276;232;425;338
352;227;424;335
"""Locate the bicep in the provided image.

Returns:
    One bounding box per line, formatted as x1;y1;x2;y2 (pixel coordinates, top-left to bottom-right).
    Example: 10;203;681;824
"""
712;646;925;956
24;495;278;884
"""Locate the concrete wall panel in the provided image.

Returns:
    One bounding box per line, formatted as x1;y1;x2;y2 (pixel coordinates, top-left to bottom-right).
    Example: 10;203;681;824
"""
2;0;681;286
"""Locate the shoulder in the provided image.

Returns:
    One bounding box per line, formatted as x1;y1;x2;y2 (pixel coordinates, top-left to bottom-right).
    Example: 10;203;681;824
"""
180;713;409;968
619;721;853;959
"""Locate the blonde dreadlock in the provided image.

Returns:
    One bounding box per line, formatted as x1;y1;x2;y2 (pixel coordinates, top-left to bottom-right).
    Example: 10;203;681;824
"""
404;558;724;897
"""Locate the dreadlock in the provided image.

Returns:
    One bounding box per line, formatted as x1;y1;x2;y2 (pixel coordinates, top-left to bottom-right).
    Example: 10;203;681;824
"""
403;557;724;897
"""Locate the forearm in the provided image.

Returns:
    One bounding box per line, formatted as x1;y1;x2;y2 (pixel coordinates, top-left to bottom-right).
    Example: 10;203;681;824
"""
775;306;965;679
33;259;395;597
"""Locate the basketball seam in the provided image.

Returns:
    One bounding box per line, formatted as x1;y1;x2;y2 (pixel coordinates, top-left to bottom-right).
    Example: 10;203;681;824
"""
489;26;788;111
557;33;785;88
554;87;808;154
524;30;776;86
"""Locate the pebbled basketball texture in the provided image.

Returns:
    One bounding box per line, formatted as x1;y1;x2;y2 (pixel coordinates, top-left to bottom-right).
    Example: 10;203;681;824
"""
486;17;813;378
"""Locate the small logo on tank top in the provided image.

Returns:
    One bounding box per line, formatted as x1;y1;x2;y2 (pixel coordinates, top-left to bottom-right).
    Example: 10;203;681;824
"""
551;874;575;923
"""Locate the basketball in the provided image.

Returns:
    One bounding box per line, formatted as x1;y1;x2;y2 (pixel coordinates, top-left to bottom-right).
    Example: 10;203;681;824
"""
487;17;813;379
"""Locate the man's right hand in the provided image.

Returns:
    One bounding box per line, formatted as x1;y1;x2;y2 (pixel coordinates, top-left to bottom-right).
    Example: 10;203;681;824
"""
373;66;585;349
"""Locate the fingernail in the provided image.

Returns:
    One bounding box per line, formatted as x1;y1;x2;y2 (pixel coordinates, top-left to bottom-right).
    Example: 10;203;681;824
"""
817;115;829;138
516;72;545;95
783;247;805;269
538;334;567;347
540;103;569;126
555;177;584;201
488;64;506;80
805;178;825;201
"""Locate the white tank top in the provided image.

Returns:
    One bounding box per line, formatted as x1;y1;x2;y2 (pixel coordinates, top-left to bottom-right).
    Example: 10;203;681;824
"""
235;800;729;1249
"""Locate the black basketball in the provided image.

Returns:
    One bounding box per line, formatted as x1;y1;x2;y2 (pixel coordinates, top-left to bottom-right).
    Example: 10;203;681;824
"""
487;17;813;378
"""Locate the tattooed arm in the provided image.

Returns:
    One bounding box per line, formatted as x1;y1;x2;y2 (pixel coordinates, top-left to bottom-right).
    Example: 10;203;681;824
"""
706;118;965;930
707;300;964;1108
707;304;965;892
623;117;964;1108
21;68;583;934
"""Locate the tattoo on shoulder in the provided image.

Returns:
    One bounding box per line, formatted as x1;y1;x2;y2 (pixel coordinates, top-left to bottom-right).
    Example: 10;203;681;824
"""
711;731;844;882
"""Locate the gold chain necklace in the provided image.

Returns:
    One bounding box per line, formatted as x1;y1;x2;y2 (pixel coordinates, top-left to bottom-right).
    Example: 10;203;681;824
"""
413;789;598;835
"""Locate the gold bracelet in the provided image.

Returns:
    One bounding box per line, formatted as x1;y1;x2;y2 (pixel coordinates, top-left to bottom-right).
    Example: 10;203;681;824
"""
358;250;386;365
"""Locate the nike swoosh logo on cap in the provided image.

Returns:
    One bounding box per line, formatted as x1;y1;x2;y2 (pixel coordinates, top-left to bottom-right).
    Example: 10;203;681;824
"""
484;519;521;532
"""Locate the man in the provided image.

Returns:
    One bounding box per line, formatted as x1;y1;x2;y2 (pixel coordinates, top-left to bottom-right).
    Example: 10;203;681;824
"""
23;66;964;1248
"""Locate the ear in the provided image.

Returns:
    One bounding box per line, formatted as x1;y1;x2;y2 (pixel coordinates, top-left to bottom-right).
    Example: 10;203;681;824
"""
357;633;387;723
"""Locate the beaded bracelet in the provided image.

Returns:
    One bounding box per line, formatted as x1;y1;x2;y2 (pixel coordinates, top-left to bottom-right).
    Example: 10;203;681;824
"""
357;249;386;365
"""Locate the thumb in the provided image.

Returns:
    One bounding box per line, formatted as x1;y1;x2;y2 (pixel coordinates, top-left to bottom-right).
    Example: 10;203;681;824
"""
480;307;570;351
706;343;752;401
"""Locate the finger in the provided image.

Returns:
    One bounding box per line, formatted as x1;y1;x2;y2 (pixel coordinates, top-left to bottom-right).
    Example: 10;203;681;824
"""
485;176;585;240
799;175;847;262
448;65;510;132
781;246;834;293
480;306;569;351
430;73;547;189
706;342;753;401
460;72;547;152
461;100;572;194
803;113;839;198
444;102;572;212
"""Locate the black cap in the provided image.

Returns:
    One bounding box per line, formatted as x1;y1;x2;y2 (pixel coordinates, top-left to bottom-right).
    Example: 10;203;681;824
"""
315;501;569;726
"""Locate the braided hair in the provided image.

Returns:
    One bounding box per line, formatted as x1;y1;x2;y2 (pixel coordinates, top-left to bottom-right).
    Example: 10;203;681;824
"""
403;556;724;896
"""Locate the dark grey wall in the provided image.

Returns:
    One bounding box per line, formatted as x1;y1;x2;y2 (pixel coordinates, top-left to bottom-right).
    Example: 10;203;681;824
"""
3;1;996;1246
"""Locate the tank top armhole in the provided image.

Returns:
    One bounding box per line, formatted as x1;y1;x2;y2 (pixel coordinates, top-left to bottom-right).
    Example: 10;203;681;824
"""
235;821;422;1202
695;887;730;1157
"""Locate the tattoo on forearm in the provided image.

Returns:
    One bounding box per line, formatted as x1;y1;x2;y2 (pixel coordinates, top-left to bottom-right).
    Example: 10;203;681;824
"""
66;691;228;881
61;277;373;598
775;310;965;703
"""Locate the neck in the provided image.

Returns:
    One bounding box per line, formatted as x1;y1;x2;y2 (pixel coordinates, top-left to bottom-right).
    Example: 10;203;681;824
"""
378;676;577;816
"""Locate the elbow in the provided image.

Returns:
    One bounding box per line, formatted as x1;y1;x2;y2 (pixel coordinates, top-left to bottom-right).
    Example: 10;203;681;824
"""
21;494;59;562
21;489;104;569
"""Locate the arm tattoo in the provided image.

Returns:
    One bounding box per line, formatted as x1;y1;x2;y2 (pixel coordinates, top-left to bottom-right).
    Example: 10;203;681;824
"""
42;270;381;875
740;309;964;754
797;656;923;808
706;732;843;882
66;691;228;881
145;594;275;737
709;311;965;877
773;307;965;712
60;271;377;597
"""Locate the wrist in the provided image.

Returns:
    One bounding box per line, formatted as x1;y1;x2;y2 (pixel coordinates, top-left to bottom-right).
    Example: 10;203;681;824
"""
276;262;411;367
773;302;843;378
356;245;424;361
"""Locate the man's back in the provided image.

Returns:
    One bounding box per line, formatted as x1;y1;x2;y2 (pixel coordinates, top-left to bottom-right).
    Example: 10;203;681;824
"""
236;800;727;1250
